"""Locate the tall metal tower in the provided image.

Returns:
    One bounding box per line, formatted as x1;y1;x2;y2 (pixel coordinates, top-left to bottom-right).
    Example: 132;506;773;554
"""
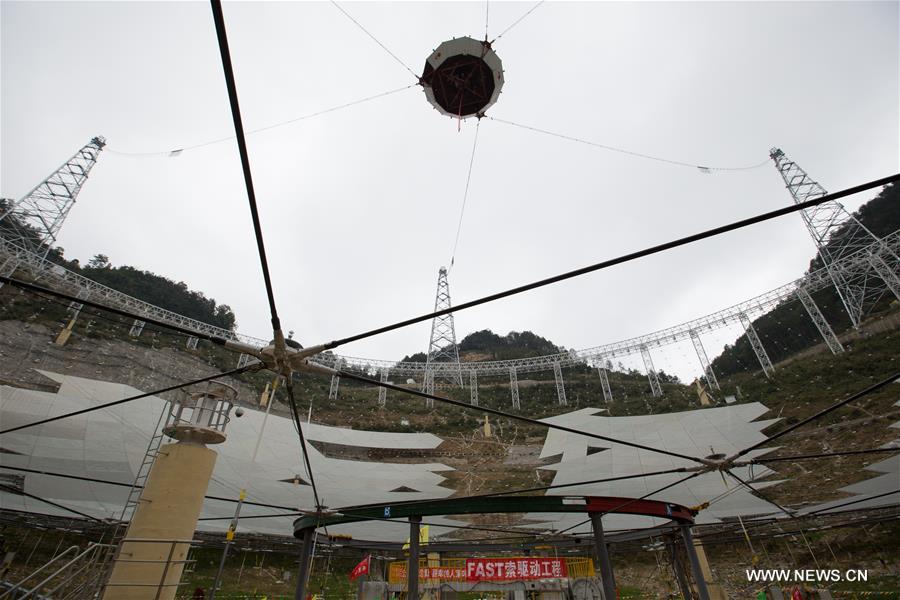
423;266;463;397
771;148;900;327
0;136;106;265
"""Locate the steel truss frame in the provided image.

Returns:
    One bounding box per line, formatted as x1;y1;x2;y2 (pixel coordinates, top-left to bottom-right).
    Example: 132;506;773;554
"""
309;232;898;378
0;137;105;264
771;148;900;328
1;229;897;379
424;267;463;389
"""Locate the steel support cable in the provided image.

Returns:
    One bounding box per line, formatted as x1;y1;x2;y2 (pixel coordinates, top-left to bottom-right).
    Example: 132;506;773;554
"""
751;447;900;464
663;504;900;543
693;512;900;547
488;116;771;172
105;85;414;157
710;492;900;529
703;480;746;509
604;514;900;546
725;469;823;568
696;499;900;541
324;174;899;351
731;369;900;461
285;376;323;511
210;0;282;335
0;485;103;523
336;370;709;465
805;489;900;517
0;365;255;436
724;469;803;523
330;1;419;80
490;1;545;44
725;470;797;518
450;119;481;269
212;1;331;528
688;510;900;553
0;466;299;512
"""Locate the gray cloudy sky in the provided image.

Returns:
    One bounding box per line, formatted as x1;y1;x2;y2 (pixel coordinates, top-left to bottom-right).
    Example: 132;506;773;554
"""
2;1;898;377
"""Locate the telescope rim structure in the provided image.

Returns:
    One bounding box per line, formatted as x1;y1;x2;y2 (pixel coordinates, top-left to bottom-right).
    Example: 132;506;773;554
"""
2;225;896;380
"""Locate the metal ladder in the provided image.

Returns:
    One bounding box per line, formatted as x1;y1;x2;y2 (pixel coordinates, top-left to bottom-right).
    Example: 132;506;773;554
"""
95;403;173;590
121;405;170;527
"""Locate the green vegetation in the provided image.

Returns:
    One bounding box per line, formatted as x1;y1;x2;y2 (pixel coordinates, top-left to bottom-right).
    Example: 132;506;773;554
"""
400;329;562;364
175;547;357;599
72;254;237;331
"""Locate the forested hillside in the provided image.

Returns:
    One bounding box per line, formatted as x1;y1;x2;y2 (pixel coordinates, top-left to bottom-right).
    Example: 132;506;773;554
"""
73;255;237;331
400;329;561;363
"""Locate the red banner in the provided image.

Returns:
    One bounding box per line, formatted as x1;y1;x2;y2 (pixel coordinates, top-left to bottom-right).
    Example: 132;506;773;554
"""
465;558;568;581
350;555;370;580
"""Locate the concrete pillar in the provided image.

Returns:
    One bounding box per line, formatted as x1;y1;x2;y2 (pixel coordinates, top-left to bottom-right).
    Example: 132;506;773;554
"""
294;527;315;600
680;525;710;600
102;442;216;600
589;512;616;600
408;516;422;600
54;316;77;346
692;537;728;600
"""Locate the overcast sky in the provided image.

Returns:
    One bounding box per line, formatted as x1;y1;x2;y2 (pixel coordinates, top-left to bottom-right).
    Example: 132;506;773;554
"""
2;1;898;379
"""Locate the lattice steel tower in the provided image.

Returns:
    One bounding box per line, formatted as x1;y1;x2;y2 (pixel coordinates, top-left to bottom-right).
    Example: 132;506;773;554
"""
0;137;106;266
423;266;463;397
771;148;900;327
